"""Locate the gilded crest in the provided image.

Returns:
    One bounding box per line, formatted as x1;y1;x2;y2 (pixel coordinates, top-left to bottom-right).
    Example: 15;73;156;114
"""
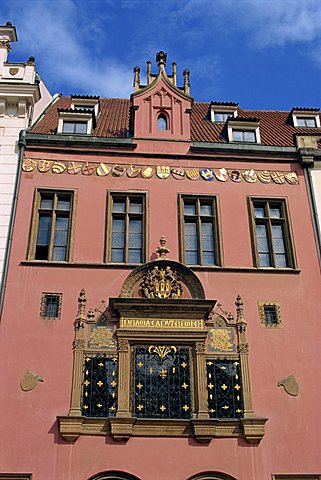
141;265;182;299
9;67;19;76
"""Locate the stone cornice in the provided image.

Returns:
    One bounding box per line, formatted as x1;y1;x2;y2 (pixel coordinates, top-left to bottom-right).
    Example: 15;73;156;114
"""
0;82;40;103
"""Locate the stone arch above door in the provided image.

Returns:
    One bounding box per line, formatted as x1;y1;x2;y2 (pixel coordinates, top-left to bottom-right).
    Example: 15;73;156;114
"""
119;258;205;300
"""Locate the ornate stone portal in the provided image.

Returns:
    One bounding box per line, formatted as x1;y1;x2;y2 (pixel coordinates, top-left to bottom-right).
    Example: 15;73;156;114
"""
58;249;267;443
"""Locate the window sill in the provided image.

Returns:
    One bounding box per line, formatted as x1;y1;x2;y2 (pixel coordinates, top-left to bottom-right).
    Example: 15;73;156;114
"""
20;261;144;269
20;261;301;274
190;265;301;274
58;415;267;444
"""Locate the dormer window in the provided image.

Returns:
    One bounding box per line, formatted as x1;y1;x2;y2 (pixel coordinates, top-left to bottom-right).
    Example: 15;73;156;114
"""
232;130;256;142
210;102;238;123
213;111;235;122
58;109;95;135
227;117;260;144
62;121;88;134
297;117;317;127
291;108;320;128
157;113;168;130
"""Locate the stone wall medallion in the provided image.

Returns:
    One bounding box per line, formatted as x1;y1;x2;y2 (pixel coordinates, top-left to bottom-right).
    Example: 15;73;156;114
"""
141;265;183;299
278;374;299;396
20;370;44;391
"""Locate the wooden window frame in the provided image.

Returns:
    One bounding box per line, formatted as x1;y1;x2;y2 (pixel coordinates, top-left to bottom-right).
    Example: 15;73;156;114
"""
248;197;296;269
105;191;148;265
27;188;77;262
178;194;222;267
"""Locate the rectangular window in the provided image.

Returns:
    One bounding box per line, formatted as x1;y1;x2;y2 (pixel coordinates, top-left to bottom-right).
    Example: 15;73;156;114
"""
213;111;234;122
106;192;146;264
28;190;75;262
179;196;221;266
249;198;295;268
40;293;62;319
232;129;256;142
62;121;88;134
296;117;317;127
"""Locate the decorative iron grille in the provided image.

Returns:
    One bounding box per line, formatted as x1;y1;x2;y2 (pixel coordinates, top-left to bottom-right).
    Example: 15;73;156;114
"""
82;355;118;417
206;359;243;418
133;345;192;419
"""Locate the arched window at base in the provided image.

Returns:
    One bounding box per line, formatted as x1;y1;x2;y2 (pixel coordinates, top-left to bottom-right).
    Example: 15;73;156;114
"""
89;471;141;480
187;473;238;480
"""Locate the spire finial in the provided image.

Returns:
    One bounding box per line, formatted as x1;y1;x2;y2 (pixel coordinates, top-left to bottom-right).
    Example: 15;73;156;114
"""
156;51;167;71
183;69;190;95
133;66;140;90
156;235;170;258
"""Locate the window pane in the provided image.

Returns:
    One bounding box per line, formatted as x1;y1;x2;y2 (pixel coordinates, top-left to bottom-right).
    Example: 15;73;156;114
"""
200;203;212;216
40;196;53;210
201;222;214;250
62;122;74;133
306;118;316;127
232;130;243;141
111;218;125;262
275;254;287;267
111;248;124;262
57;197;71;211
75;122;87;134
258;253;271;267
129;201;142;214
269;207;281;218
37;215;52;245
129;219;142;262
203;252;215;265
113;201;125;213
157;115;167;130
53;247;67;261
184;203;196;216
254;206;265;218
185;251;198;265
128;249;142;263
54;216;69;246
244;131;256;142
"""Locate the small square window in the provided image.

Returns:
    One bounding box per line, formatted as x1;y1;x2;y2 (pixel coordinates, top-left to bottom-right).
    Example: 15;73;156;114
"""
40;293;62;319
258;302;281;327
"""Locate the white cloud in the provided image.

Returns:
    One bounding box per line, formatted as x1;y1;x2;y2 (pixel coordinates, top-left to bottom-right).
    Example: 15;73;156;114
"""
4;0;132;97
232;0;321;47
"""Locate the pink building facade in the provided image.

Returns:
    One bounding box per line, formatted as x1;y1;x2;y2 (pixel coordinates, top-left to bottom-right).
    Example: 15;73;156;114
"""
0;53;321;480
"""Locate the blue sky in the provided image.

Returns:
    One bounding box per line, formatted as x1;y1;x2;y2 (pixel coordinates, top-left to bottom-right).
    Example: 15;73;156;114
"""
1;0;321;110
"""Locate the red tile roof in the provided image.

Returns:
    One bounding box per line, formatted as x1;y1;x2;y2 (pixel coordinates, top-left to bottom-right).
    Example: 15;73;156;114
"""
32;96;321;147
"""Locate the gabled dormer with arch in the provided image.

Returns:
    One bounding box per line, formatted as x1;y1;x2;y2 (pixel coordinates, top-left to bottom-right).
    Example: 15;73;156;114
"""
131;51;193;141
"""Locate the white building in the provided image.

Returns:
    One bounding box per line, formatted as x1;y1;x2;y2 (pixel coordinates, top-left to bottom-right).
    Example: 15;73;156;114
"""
0;22;52;313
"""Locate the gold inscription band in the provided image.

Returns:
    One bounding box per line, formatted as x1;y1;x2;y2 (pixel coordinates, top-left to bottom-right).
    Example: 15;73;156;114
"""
120;318;204;329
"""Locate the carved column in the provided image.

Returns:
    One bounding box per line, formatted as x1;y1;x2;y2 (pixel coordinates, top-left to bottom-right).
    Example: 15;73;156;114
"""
116;337;131;417
194;341;209;419
236;295;254;418
69;289;86;417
